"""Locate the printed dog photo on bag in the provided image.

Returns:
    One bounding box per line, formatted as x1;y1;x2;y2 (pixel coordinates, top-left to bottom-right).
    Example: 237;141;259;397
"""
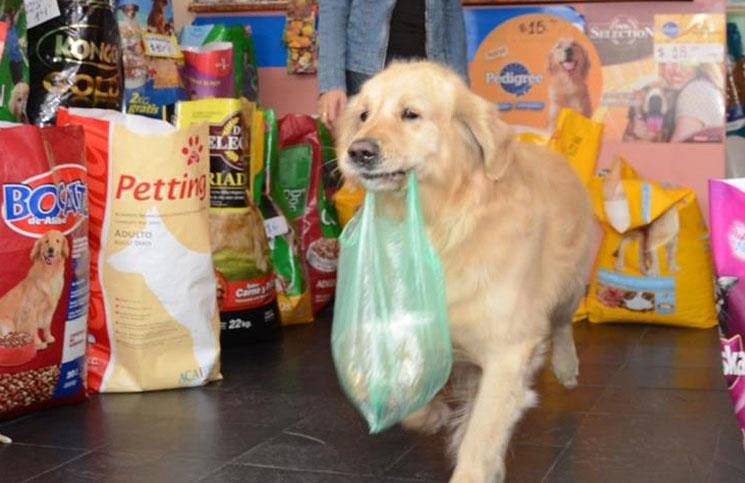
0;230;68;349
622;79;677;142
547;38;593;129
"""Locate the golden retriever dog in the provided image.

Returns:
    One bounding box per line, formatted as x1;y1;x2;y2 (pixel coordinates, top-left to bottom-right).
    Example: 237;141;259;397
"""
622;80;677;143
547;38;592;129
8;82;28;123
209;209;270;273
0;230;69;349
602;160;680;276
335;61;592;483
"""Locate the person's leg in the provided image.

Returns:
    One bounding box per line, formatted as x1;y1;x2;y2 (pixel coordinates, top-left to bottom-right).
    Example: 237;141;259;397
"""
346;70;372;96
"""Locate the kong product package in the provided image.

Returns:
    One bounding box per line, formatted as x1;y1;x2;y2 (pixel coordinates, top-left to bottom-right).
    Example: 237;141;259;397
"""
0;124;88;419
177;98;280;344
28;0;124;125
57;108;221;392
181;42;234;100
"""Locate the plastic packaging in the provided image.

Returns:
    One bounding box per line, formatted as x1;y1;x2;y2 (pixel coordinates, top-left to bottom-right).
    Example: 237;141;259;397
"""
332;173;451;433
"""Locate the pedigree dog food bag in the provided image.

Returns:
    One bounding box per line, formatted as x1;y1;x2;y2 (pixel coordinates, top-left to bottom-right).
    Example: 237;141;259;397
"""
0;124;88;418
57;108;221;392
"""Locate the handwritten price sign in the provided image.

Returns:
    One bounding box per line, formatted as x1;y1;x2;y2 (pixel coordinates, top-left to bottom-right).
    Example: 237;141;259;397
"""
25;0;61;29
143;34;182;59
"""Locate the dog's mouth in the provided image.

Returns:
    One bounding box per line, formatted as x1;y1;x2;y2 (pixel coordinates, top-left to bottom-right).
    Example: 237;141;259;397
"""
561;61;577;72
43;253;57;265
645;115;664;133
359;170;406;181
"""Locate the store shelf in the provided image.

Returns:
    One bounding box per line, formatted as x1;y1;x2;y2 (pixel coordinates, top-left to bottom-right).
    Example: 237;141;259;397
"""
188;2;287;13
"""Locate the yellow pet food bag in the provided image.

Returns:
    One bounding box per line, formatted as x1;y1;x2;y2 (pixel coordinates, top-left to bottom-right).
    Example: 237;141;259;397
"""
586;158;717;328
333;182;365;228
519;108;603;322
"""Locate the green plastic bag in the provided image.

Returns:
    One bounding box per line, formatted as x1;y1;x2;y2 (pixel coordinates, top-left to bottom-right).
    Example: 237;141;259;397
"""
332;173;452;433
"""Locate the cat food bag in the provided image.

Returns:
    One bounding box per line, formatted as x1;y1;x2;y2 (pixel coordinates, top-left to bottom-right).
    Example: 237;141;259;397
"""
181;42;234;100
260;109;313;324
0;2;28;123
117;0;185;122
586;157;717;328
28;0;124;125
276;114;342;316
57;108;221;392
180;24;259;101
176;98;280;344
0;124;88;419
709;178;745;449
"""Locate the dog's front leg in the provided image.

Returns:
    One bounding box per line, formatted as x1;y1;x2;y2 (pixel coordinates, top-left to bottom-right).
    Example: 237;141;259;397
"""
450;344;540;483
666;235;680;272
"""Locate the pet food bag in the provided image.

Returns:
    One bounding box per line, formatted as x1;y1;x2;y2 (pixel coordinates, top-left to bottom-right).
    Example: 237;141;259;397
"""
176;98;280;344
28;0;123;125
586;158;717;328
261;109;313;324
709;178;745;448
0;2;29;123
57;108;221;392
117;0;186;122
276;114;342;316
0;124;88;419
332;173;451;433
181;42;234;100
180;24;259;101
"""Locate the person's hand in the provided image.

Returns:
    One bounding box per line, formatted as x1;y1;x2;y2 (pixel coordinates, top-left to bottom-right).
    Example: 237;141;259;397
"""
318;89;347;128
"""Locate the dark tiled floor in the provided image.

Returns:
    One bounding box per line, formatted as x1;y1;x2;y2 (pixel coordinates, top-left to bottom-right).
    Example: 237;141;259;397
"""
1;315;742;482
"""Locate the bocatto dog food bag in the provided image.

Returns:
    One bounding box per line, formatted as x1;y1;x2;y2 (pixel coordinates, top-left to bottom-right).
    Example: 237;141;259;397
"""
57;108;221;392
0;124;88;419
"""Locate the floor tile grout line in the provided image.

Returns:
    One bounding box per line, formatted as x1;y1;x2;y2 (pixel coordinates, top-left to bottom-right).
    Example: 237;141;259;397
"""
235;462;377;478
19;449;93;483
538;411;589;483
381;440;420;475
195;461;232;483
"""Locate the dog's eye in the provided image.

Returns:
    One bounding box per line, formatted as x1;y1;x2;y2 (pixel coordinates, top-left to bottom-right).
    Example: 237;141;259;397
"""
401;108;420;121
360;110;368;122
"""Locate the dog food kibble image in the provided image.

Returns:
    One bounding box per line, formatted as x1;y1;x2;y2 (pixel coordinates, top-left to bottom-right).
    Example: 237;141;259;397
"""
0;332;33;349
0;365;61;413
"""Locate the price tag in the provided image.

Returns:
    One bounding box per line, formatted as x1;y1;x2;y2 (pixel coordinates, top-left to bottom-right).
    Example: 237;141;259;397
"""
654;43;724;64
264;216;290;239
24;0;60;29
142;33;182;59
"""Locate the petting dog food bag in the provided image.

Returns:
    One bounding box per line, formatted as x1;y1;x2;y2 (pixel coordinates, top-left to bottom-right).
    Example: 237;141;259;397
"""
57;108;221;392
27;0;123;125
587;157;717;328
176;98;280;344
709;178;745;448
0;124;88;419
332;173;452;433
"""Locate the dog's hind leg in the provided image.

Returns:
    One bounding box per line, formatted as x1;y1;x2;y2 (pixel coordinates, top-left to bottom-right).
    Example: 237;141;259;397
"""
449;341;543;483
614;237;629;272
666;235;680;272
401;396;451;435
550;290;581;388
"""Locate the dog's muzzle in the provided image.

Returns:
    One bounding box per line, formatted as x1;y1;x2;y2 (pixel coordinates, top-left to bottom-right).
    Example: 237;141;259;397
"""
347;138;380;168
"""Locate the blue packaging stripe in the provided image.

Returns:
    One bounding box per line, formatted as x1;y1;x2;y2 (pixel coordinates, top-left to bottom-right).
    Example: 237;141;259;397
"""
598;268;675;291
52;357;85;400
192;16;287;68
642;183;652;224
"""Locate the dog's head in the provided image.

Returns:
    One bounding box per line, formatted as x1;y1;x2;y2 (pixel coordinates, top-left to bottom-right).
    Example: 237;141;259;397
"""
336;61;517;192
31;230;69;266
548;38;590;79
627;80;676;138
9;82;29;121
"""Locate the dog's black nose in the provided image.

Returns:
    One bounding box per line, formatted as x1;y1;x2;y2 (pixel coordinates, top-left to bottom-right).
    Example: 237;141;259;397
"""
347;139;380;168
648;95;663;115
564;47;574;60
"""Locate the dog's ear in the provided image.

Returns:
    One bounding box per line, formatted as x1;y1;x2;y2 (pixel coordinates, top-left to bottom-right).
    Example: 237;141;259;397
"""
578;45;591;78
456;90;517;181
547;51;558;75
30;238;42;261
62;237;70;259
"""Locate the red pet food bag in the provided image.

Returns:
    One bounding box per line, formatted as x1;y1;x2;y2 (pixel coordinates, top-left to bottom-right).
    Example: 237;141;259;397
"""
0;124;89;419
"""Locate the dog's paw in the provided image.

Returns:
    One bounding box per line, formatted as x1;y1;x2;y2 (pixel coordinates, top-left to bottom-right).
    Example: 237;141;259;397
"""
552;350;579;389
35;341;47;350
450;462;503;483
401;399;450;435
45;335;56;344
